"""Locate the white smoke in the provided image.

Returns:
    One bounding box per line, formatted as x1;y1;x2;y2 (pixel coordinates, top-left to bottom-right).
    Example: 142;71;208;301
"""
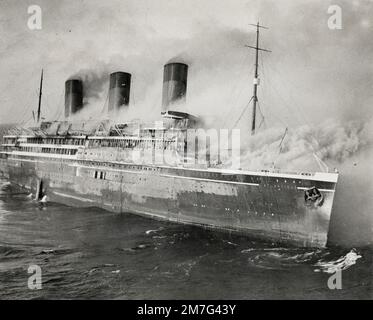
234;117;373;172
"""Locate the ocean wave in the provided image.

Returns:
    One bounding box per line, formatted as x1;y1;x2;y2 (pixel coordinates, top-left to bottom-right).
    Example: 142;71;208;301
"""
241;247;325;269
176;254;208;277
0;182;11;188
222;239;239;246
118;243;153;253
145;227;164;235
313;249;362;274
0;245;26;259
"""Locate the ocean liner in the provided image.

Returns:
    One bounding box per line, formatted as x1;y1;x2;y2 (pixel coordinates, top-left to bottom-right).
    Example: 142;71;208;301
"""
0;24;338;247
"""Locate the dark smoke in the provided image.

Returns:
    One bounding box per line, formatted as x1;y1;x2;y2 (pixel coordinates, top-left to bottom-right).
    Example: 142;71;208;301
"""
69;63;111;105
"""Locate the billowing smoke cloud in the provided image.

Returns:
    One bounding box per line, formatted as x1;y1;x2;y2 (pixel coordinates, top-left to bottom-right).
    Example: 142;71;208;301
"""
231;117;373;172
65;24;251;124
1;0;372;126
69;63;110;104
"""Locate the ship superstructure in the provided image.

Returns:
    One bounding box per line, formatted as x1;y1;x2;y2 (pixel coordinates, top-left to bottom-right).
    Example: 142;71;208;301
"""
0;24;338;247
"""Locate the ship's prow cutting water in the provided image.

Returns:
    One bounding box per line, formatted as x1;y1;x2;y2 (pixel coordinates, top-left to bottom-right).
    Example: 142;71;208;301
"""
0;24;338;247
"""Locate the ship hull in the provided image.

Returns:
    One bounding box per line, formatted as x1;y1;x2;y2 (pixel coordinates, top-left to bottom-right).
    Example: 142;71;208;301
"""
0;154;337;247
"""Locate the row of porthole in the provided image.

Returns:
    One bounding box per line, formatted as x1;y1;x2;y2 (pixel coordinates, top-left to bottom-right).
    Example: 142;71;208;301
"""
76;161;303;186
80;161;161;173
261;185;296;189
190;203;279;216
82;161;263;183
87;169;143;182
273;179;302;184
41;158;309;190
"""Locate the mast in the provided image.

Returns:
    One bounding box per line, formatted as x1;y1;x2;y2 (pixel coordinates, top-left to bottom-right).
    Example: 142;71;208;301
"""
37;69;43;123
246;22;270;135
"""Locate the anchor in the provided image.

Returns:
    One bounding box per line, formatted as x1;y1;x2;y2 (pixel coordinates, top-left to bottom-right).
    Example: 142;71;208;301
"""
304;186;324;207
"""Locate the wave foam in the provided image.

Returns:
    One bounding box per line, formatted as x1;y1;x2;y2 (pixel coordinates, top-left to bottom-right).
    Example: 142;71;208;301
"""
314;249;362;274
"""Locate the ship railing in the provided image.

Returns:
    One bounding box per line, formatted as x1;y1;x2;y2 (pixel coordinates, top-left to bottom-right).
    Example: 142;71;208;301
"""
260;169;315;176
6;126;37;137
208;165;317;177
259;168;315;176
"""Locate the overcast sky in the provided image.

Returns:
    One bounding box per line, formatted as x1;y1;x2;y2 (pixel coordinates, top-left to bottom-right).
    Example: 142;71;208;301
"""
0;0;372;129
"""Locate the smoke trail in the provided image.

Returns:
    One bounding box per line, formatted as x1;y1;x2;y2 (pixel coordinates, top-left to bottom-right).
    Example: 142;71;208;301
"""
229;118;373;173
69;62;111;105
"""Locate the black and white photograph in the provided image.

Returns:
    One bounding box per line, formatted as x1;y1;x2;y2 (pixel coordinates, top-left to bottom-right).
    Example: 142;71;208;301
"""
0;0;371;303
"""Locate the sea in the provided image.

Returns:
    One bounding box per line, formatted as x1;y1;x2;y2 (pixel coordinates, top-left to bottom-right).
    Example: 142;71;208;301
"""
0;179;371;300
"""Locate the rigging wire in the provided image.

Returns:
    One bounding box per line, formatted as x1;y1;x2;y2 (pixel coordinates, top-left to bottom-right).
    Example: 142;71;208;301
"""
222;52;255;129
20;110;34;127
230;51;265;131
100;91;109;117
264;58;312;128
256;100;265;131
257;116;264;131
17;91;35;124
259;56;292;129
278;127;288;151
17;71;45;125
228;49;267;131
41;95;50;122
53;90;65;121
262;58;330;171
230;97;252;129
226;50;250;103
264;81;297;128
